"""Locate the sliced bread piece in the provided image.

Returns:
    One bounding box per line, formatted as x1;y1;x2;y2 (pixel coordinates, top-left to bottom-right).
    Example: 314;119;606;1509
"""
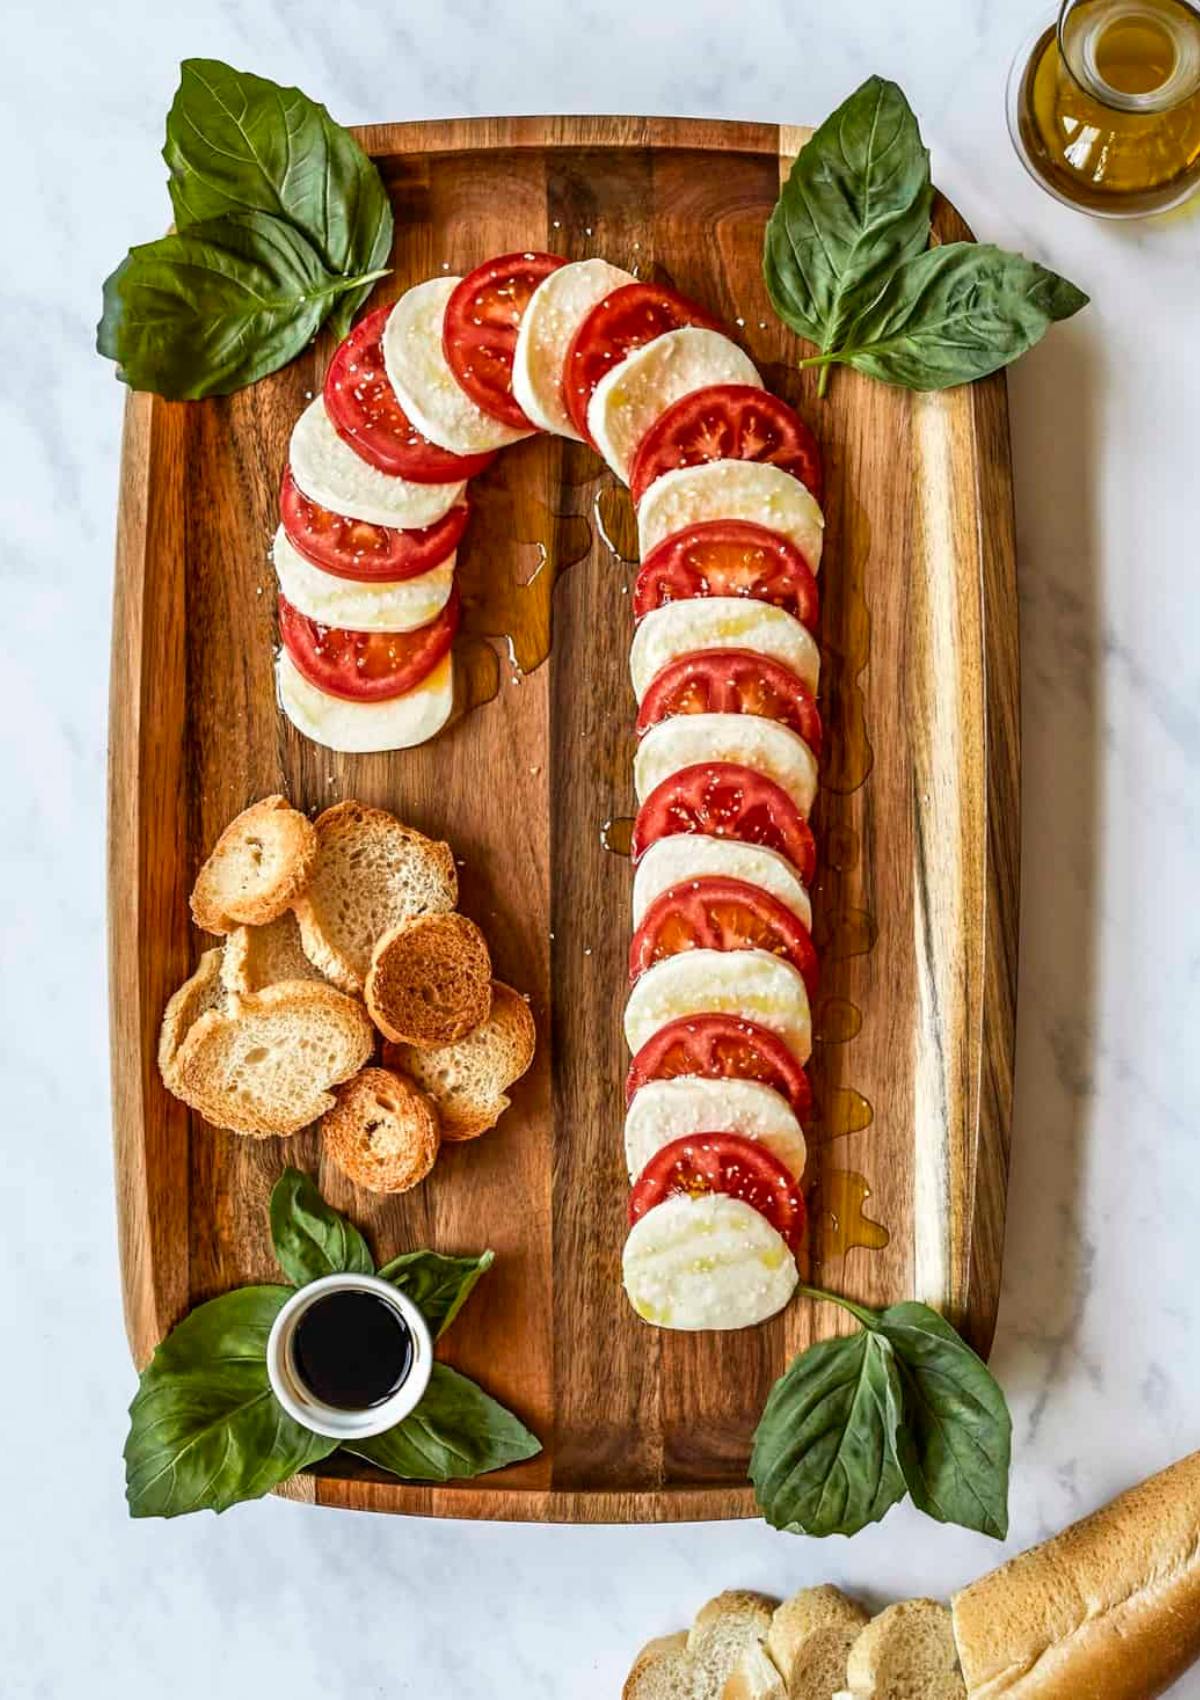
222;909;328;994
365;912;492;1047
733;1585;870;1700
383;980;536;1140
158;949;226;1092
171;981;375;1137
624;1632;694;1700
843;1601;964;1700
320;1066;440;1194
690;1594;779;1693
190;795;317;934
292;801;457;993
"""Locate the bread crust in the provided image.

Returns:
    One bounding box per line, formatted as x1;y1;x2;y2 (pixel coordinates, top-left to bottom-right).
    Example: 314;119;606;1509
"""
953;1451;1200;1700
190;795;317;934
365;912;492;1047
321;1066;441;1194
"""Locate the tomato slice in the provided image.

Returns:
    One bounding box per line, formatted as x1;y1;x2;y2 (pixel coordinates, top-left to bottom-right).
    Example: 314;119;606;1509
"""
630;383;823;506
633;520;819;627
632;761;816;883
626;1014;812;1119
636;650;822;753
277;588;459;703
628;1131;807;1251
443;252;564;429
279;470;469;585
563;282;723;444
629;875;819;995
324;306;497;482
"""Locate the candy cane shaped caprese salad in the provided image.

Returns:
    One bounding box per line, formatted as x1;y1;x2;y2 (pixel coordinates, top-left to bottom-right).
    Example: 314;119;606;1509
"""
272;252;824;1332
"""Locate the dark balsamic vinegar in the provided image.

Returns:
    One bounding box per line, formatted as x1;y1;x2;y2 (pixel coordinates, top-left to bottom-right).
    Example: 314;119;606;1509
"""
292;1291;414;1410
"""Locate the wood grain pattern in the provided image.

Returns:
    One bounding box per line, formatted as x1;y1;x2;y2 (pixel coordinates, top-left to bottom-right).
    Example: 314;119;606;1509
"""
107;115;1019;1522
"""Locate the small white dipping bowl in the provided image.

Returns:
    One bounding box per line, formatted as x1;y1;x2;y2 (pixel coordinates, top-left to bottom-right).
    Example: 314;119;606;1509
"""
266;1272;433;1441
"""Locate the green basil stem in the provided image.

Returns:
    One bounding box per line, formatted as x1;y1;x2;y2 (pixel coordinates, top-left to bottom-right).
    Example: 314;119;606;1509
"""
795;1281;880;1330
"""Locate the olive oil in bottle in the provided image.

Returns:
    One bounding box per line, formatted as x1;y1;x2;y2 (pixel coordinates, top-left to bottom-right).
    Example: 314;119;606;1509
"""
1009;0;1200;215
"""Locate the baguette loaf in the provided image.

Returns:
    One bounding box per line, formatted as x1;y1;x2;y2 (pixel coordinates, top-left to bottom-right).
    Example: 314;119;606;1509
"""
952;1450;1200;1700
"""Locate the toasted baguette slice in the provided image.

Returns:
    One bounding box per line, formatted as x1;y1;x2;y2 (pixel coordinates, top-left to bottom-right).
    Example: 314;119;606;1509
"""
170;982;374;1137
158;950;226;1091
383;980;535;1140
320;1066;440;1194
190;795;317;934
843;1601;964;1700
952;1449;1200;1700
222;910;329;994
365;912;492;1047
292;801;457;993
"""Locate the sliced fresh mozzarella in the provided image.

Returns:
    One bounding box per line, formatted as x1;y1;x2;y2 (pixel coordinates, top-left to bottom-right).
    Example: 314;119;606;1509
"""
382;278;531;456
276;652;453;753
635;713;818;818
587;328;761;482
511;258;633;438
638;460;824;573
625;1077;807;1184
289;397;465;529
624;947;812;1067
632;835;811;931
631;598;820;702
272;527;454;633
623;1192;798;1330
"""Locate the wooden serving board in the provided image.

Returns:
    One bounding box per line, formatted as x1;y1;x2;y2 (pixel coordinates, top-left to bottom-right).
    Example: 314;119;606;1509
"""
108;116;1019;1522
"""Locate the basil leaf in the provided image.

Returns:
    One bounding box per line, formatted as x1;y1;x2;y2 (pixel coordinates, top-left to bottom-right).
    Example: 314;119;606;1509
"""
269;1167;374;1287
750;1328;907;1536
765;75;932;357
98;211;385;399
124;1286;335;1518
830;242;1088;390
376;1249;494;1338
344;1364;541;1482
877;1302;1011;1539
163;59;392;341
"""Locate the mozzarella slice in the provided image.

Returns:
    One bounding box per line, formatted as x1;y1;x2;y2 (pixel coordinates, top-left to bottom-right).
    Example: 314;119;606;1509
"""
289;397;465;529
635;713;818;819
512;258;633;438
272;527;454;633
632;835;811;931
587;327;762;482
631;598;819;702
276;652;453;753
623;1192;798;1330
625;948;812;1066
382;278;531;456
638;460;824;573
625;1078;807;1184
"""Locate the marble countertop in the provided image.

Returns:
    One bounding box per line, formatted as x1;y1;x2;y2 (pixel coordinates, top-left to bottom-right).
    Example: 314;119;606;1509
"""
3;0;1199;1693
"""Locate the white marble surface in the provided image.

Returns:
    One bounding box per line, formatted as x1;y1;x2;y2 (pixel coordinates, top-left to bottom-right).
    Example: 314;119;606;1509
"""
3;0;1200;1693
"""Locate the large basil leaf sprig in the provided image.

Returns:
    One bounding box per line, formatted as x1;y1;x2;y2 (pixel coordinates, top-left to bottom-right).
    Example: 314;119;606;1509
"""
123;1169;539;1518
750;1286;1010;1540
766;75;1087;394
98;60;393;398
